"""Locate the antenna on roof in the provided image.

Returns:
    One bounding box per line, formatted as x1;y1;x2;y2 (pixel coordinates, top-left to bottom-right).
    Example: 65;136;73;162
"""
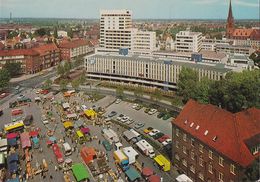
204;130;209;136
184;119;188;124
196;125;200;130
190;123;194;127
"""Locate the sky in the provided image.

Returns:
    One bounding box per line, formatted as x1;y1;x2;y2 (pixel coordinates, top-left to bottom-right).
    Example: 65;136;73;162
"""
0;0;259;19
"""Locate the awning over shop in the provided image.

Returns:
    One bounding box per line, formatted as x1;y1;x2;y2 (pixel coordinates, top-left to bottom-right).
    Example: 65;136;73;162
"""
142;167;153;177
123;130;136;141
63;121;74;129
7;138;17;147
80;127;90;134
125;167;141;182
29;131;39;137
32;137;39;144
49;136;57;142
6;133;18;139
6;177;19;182
72;163;90;182
148;175;161;182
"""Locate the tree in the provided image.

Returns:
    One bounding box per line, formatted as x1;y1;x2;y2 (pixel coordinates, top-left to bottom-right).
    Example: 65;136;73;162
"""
71;79;80;91
64;61;71;76
116;85;124;98
34;28;50;37
79;72;86;85
134;86;143;98
153;89;163;101
59;79;68;91
67;28;73;38
0;69;10;90
57;63;65;77
177;67;199;103
193;77;213;104
53;26;58;39
3;62;22;77
42;79;53;90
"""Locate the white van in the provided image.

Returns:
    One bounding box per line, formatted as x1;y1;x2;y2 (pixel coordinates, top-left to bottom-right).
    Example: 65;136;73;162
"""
63;142;72;156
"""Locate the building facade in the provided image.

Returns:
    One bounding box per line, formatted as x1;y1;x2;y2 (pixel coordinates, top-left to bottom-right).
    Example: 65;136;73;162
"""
85;54;231;90
131;29;156;55
216;44;254;56
176;31;203;52
59;39;94;61
99;9;133;52
172;100;260;182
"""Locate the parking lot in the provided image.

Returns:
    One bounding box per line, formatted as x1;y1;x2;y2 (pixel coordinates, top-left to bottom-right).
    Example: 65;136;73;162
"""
0;89;177;182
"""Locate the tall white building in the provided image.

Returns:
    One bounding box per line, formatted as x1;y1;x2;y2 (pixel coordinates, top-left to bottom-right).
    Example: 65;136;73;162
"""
176;31;202;52
99;9;133;52
131;29;156;55
98;9;156;54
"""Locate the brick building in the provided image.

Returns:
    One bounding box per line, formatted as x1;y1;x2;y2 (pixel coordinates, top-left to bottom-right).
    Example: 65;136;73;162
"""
172;100;260;182
58;39;93;61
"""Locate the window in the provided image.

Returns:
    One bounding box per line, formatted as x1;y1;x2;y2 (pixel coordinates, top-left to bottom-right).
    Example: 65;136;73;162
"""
176;141;179;148
199;156;204;167
209;150;213;159
230;164;235;175
199;144;204;153
191;151;195;160
175;154;180;161
183;133;187;141
183;146;187;154
190;165;195;173
176;128;179;137
198;172;204;181
191;138;195;146
219;157;224;167
218;172;223;182
208;163;213;174
182;159;187;167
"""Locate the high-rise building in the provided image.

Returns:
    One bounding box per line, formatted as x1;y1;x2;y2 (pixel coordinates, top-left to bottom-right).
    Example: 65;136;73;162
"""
99;9;133;52
176;31;202;52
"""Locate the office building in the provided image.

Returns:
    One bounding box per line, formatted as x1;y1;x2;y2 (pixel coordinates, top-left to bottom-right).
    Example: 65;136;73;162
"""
176;31;202;52
172;99;260;182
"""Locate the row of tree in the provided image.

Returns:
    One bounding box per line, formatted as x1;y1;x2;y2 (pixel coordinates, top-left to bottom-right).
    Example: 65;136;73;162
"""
177;68;260;113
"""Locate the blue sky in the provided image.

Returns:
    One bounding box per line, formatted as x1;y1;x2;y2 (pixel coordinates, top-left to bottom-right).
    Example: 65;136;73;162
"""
0;0;259;19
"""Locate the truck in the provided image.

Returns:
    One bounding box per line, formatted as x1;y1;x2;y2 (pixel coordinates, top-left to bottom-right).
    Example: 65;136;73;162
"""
113;150;129;171
122;147;139;164
135;139;155;158
101;128;119;144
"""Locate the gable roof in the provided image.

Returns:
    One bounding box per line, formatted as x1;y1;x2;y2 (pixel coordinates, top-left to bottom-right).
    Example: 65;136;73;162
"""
33;43;59;56
173;99;260;167
58;39;89;49
0;49;39;57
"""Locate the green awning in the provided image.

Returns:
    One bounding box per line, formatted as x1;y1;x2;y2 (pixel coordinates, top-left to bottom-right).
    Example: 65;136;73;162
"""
72;163;90;182
125;167;141;182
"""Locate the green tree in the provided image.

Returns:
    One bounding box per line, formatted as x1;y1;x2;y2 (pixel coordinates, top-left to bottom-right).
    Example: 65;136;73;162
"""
0;69;10;90
42;79;53;90
64;61;71;76
134;86;143;98
67;28;73;38
116;85;124;98
57;63;65;77
177;67;199;103
53;26;58;39
59;79;68;91
244;158;260;181
79;72;86;85
193;77;213;104
153;89;163;101
3;62;22;77
71;79;80;91
34;28;50;37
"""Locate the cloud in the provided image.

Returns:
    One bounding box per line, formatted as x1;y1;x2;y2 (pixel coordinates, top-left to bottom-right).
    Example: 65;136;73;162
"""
234;0;259;7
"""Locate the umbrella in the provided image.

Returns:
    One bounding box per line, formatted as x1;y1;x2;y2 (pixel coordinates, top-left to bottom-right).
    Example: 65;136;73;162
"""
80;127;90;134
29;131;38;137
148;175;160;182
142;167;154;177
6;133;18;139
49;136;56;142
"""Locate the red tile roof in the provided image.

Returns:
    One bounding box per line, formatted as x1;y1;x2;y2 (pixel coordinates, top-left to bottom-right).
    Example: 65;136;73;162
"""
33;43;59;56
0;49;39;57
173;99;260;167
232;29;254;37
58;39;89;49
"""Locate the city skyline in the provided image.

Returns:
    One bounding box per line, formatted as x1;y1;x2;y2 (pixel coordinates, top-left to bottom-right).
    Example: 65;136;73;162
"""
0;0;259;20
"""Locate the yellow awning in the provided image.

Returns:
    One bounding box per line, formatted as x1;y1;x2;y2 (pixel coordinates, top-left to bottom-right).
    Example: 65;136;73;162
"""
63;121;73;129
154;155;164;166
76;130;84;138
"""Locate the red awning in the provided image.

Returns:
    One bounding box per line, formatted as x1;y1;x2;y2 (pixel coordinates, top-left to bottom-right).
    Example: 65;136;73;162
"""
29;131;39;137
80;127;90;134
148;175;161;182
6;133;18;139
142;167;154;177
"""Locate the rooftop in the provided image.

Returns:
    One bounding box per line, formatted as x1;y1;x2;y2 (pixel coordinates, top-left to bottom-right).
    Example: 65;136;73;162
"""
173;99;260;167
58;39;90;49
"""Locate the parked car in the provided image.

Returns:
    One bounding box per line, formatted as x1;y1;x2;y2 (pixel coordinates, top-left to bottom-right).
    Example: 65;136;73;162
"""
163;114;171;120
81;105;88;111
157;112;165;119
11;109;23;116
102;140;112;151
9;101;18;108
0;109;3;116
40;90;49;95
53;90;60;95
41;115;49;125
108;111;117;117
143;127;154;134
144;108;150;113
162;139;172;146
135;105;143;110
148;129;160;137
0;92;9;99
134;122;145;129
153;132;165;140
132;103;138;109
116;114;124;121
158;135;170;143
148;109;157;115
120;116;129;123
115;99;122;104
125;118;135;125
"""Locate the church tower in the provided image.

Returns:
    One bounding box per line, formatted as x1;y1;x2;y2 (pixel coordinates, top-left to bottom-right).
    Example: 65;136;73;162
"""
226;0;234;38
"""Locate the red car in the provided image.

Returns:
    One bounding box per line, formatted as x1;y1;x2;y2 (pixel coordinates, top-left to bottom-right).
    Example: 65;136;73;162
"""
40;90;49;95
52;144;64;163
0;92;9;99
11;109;23;116
157;135;170;143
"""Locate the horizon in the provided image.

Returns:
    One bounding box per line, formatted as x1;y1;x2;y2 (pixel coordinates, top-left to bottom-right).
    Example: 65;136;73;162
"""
0;0;259;20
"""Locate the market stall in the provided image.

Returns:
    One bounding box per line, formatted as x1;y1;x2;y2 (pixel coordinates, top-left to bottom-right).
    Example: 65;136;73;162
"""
125;167;141;182
72;163;90;182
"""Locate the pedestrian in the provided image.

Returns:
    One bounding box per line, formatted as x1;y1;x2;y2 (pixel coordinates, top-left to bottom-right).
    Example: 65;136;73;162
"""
50;175;53;180
55;165;58;171
142;162;144;167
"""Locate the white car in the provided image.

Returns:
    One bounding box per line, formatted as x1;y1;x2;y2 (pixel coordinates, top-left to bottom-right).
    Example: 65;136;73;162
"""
148;109;157;115
41;115;49;125
149;129;160;137
162;139;172;146
81;105;88;111
120;116;129;123
116;114;125;121
115;99;122;104
125;118;135;125
132;103;138;109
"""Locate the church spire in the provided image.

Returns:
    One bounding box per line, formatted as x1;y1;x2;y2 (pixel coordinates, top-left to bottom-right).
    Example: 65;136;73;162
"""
226;0;234;38
227;0;234;21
